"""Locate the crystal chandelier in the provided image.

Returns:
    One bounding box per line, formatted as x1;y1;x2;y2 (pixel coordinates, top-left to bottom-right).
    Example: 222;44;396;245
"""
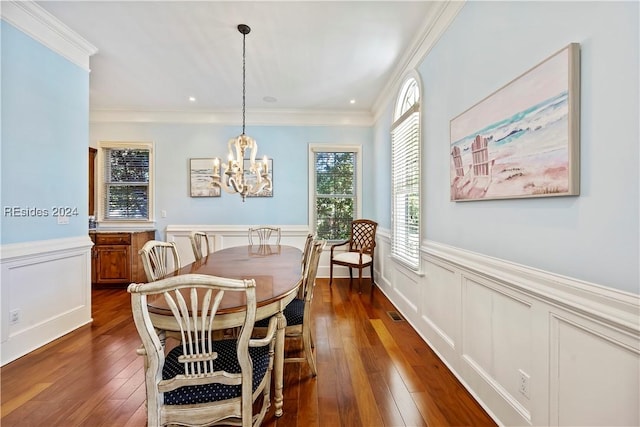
212;24;271;202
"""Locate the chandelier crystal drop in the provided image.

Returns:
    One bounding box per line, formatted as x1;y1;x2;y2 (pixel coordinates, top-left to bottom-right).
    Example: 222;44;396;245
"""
212;24;271;201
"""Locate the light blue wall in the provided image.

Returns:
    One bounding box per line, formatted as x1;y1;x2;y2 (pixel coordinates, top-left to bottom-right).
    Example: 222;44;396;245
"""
1;21;90;244
374;1;639;293
90;122;374;238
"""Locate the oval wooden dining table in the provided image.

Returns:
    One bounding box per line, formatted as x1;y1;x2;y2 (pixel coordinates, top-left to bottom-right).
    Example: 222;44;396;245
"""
145;244;303;417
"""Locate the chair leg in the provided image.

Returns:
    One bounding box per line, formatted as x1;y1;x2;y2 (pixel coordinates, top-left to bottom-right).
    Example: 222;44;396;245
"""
303;327;317;376
370;263;375;293
358;267;363;294
329;262;334;286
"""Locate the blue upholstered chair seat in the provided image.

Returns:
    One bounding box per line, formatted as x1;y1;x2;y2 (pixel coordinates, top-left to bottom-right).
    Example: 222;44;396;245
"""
162;339;270;405
254;298;304;328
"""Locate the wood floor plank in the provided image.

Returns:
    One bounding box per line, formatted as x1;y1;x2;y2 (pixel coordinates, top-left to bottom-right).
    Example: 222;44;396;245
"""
0;382;52;417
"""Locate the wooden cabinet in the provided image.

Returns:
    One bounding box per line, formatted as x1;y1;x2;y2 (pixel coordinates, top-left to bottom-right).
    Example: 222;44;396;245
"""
90;230;155;288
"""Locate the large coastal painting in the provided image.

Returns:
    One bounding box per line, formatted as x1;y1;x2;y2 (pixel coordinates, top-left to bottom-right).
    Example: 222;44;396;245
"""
450;43;580;201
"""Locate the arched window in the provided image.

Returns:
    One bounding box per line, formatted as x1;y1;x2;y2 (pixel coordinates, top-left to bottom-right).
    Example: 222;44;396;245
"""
391;75;421;269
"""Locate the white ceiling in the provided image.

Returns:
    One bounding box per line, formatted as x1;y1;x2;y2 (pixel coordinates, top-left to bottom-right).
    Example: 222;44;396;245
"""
36;1;445;118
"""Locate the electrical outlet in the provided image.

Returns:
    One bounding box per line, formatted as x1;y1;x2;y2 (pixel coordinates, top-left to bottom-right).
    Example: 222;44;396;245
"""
9;309;20;325
518;369;530;398
57;215;69;225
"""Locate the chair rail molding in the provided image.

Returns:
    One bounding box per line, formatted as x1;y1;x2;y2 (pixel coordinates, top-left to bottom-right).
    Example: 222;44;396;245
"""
373;233;639;426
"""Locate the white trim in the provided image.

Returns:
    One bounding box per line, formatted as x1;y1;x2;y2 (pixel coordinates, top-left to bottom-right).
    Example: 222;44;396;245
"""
0;1;97;71
90;108;374;127
0;235;93;261
96;140;155;225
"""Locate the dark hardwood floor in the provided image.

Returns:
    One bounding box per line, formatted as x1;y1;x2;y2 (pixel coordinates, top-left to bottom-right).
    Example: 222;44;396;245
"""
1;278;496;427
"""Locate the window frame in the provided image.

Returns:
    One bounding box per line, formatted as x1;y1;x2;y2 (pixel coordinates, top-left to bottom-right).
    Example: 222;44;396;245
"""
308;144;362;242
391;73;422;270
96;140;155;227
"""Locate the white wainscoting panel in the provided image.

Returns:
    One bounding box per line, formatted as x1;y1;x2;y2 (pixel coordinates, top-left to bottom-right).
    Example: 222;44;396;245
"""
0;235;93;365
421;258;458;352
373;229;640;426
550;313;639;426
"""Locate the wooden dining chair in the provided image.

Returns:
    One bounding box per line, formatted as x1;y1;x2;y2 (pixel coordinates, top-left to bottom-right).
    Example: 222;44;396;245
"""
139;240;181;282
129;274;277;427
329;219;378;293
248;226;281;245
189;231;211;261
254;239;325;376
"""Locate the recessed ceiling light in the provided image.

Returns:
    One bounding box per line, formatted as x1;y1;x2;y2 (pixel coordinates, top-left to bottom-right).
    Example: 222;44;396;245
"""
263;96;277;103
188;96;196;102
350;99;356;104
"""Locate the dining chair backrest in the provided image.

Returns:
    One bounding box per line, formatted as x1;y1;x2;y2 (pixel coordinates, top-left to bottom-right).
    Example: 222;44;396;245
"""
248;226;281;245
347;219;377;255
138;240;181;282
301;240;325;303
128;273;277;427
298;233;314;297
189;231;211;261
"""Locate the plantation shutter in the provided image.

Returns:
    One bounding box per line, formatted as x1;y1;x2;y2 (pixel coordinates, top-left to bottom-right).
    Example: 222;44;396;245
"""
391;103;420;268
103;148;150;220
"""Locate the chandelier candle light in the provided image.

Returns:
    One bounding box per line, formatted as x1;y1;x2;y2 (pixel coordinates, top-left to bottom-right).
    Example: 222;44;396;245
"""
212;24;272;201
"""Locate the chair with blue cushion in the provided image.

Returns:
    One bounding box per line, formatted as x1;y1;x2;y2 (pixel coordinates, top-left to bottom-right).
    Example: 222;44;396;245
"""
254;239;324;376
129;273;277;427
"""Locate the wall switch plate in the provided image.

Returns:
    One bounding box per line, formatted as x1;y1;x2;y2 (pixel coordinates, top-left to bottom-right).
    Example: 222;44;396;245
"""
161;210;167;218
9;309;20;325
57;215;69;224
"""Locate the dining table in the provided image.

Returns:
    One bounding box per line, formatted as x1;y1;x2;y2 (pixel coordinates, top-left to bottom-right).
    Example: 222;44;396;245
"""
145;244;303;417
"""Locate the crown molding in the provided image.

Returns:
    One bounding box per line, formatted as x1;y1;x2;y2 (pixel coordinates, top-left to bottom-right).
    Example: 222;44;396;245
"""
1;1;97;71
90;108;374;127
372;0;465;121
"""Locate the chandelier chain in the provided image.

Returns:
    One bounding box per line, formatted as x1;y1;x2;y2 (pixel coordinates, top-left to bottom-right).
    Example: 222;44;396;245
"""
242;30;246;135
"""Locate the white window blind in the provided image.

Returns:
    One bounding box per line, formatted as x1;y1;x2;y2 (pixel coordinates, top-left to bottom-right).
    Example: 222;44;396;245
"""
391;99;421;269
102;147;150;220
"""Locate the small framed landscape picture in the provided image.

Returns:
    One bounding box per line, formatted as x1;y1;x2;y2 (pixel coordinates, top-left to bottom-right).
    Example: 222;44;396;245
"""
189;158;220;197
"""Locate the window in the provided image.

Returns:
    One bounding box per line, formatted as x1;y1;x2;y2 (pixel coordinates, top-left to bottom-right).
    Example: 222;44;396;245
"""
309;145;362;241
98;141;154;223
391;76;421;269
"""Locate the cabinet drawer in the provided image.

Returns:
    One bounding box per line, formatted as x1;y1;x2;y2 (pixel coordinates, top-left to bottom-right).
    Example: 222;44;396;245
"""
95;233;131;245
